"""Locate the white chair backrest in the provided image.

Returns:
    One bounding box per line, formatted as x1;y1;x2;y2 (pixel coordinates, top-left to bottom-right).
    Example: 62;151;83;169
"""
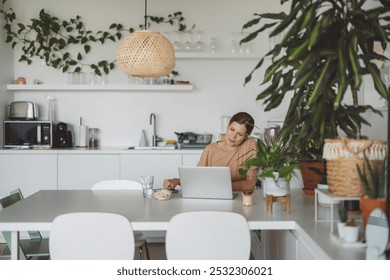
49;212;135;260
92;180;142;190
165;211;251;260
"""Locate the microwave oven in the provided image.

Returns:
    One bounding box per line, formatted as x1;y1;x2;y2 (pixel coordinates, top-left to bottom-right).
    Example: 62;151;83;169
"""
3;121;53;148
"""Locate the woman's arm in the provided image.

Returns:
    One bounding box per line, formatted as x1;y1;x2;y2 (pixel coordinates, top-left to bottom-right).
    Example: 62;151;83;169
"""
232;177;257;193
163;178;180;190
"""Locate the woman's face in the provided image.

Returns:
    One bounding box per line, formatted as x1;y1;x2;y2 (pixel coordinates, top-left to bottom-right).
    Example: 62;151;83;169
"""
225;121;248;147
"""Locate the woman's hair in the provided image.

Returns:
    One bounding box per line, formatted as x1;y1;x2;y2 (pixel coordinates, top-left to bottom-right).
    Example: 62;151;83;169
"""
229;112;255;135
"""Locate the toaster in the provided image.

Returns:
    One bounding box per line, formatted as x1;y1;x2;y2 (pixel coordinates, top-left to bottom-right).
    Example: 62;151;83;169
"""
8;101;39;120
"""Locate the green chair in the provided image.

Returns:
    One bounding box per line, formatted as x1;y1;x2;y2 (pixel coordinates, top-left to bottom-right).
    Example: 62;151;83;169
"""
0;189;50;260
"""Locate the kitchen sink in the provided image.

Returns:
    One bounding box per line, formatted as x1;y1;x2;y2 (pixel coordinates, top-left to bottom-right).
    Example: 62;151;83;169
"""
125;146;176;150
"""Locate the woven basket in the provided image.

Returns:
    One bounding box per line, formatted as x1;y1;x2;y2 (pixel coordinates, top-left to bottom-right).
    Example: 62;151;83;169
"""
117;30;175;78
323;138;387;197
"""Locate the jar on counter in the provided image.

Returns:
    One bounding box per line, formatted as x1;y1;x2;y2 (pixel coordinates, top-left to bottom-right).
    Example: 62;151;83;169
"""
88;128;99;149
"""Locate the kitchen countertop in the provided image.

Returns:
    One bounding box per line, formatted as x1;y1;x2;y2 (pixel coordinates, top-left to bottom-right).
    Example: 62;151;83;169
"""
0;147;204;155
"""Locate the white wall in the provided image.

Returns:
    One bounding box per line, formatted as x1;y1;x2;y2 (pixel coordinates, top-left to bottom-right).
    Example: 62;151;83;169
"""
0;1;15;146
3;0;387;147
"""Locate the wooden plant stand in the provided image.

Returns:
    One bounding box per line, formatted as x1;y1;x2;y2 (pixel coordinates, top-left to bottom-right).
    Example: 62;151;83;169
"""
266;194;290;213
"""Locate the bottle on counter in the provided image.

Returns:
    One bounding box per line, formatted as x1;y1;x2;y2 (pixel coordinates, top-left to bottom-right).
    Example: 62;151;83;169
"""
139;130;148;147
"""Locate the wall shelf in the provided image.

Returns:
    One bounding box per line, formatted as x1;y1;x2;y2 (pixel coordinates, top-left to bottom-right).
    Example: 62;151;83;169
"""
6;84;194;91
176;52;262;59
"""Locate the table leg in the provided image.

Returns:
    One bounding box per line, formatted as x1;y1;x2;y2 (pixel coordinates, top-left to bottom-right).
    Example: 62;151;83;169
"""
10;231;20;260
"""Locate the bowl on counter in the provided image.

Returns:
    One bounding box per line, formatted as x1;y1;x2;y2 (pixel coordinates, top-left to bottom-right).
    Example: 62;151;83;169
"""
153;189;172;200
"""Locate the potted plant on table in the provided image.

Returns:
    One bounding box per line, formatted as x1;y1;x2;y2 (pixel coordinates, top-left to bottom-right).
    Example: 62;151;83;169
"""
241;0;390;197
239;135;299;198
357;153;388;228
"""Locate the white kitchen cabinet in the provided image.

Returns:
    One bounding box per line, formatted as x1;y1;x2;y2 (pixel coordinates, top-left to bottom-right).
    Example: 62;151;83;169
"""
278;230;298;260
182;154;201;166
260;230;316;260
58;154;120;189
0;154;57;197
120;154;182;187
297;238;316;260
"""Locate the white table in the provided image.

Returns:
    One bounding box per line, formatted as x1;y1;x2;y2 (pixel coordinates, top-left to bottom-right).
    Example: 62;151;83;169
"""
0;189;366;260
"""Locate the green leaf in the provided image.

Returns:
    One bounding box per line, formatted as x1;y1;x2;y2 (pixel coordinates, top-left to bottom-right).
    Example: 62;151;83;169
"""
308;60;331;105
348;35;362;89
366;63;388;99
84;45;91;54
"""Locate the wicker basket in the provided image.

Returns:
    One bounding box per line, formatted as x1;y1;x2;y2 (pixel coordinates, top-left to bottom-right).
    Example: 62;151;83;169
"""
323;138;387;197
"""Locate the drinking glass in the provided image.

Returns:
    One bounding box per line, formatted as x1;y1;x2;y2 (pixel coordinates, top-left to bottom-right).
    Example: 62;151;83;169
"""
182;30;193;52
209;37;217;53
172;31;183;52
230;32;241;54
194;31;205;52
140;175;154;198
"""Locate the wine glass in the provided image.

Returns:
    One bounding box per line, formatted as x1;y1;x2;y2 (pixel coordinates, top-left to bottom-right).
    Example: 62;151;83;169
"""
194;31;205;52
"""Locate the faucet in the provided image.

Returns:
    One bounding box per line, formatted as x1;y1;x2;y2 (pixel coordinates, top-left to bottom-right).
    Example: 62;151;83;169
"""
149;113;163;147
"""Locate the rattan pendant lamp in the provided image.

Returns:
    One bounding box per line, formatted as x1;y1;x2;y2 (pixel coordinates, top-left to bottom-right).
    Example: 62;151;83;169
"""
117;0;175;78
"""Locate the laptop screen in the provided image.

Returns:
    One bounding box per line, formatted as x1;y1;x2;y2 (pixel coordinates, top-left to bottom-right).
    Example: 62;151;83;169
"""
178;166;235;199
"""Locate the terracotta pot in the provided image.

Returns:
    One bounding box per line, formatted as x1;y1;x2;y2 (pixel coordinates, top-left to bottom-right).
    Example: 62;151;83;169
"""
299;160;324;196
360;196;387;228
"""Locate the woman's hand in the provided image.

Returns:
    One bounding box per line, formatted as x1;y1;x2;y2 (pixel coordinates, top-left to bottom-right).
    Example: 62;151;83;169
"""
163;178;180;190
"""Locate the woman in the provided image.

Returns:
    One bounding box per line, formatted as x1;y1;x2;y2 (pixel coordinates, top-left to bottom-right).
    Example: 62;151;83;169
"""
163;112;257;193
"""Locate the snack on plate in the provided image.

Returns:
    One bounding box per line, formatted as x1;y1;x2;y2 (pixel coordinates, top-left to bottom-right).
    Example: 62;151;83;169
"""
153;189;172;200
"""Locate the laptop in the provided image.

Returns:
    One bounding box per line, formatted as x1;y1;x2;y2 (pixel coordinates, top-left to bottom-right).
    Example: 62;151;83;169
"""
178;166;237;199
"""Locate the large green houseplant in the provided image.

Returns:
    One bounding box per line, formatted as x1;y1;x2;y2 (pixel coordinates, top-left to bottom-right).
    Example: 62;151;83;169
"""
242;0;389;142
241;0;390;195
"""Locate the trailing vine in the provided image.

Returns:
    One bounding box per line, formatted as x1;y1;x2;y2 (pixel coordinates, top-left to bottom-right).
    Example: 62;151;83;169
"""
0;0;193;76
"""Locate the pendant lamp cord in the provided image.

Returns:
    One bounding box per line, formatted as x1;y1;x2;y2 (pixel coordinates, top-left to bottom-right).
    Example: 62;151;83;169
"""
144;0;148;30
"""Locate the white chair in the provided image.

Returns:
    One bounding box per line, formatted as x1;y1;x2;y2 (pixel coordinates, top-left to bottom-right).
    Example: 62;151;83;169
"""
91;180;150;259
165;211;251;260
49;212;134;260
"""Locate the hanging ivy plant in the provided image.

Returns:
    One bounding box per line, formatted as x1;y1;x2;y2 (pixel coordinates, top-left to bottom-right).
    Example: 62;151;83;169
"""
0;0;193;76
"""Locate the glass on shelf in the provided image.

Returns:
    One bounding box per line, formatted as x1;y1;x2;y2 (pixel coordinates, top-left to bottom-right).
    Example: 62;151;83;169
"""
208;37;218;53
231;32;241;54
182;30;193;52
193;31;205;52
68;72;86;85
173;31;183;52
231;32;254;54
